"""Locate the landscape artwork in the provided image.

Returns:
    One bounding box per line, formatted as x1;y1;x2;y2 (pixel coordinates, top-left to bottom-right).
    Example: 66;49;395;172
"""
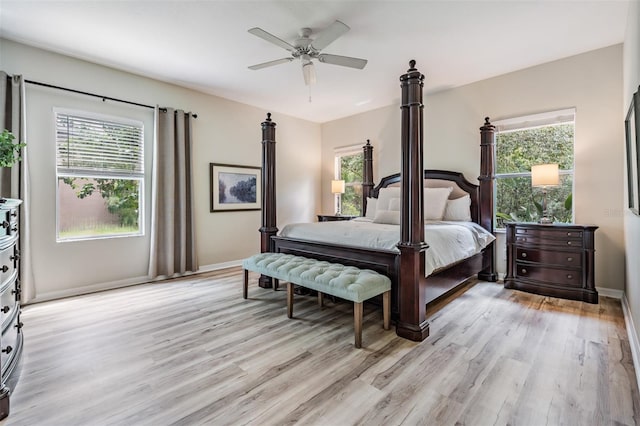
210;163;261;212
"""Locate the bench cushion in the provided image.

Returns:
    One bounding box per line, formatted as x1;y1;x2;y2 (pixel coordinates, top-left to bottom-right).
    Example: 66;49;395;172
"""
242;252;296;282
243;252;391;303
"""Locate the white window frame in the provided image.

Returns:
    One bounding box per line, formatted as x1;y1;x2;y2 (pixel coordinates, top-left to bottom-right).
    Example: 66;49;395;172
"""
54;108;145;242
493;108;576;228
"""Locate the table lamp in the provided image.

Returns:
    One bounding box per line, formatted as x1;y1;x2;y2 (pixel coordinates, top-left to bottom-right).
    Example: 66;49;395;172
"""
331;179;345;215
531;164;560;224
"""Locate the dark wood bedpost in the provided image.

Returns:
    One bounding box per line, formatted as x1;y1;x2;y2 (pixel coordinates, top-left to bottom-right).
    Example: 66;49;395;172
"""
478;117;497;282
396;60;429;342
362;139;374;215
259;112;278;288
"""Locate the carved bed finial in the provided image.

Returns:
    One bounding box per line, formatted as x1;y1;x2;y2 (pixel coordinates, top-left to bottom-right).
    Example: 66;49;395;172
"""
408;60;416;71
484;117;490;125
366;139;371;145
266;112;272;122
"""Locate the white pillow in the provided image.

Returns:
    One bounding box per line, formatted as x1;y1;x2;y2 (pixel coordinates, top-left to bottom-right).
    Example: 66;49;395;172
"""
377;187;401;211
365;197;377;219
388;197;402;211
373;209;401;225
443;194;472;221
424;187;453;220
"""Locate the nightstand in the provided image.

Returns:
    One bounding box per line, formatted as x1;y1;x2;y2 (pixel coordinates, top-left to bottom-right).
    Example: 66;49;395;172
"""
504;222;598;304
317;215;357;222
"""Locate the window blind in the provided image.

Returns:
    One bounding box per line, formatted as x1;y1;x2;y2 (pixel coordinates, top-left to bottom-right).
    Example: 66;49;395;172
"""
56;112;144;176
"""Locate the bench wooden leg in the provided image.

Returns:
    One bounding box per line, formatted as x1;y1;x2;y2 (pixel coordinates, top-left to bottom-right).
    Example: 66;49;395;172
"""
243;269;248;299
354;302;363;348
318;291;324;308
383;291;390;330
274;278;279;291
287;282;294;318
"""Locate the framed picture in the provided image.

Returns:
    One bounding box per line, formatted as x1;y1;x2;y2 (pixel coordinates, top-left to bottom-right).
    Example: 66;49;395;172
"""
625;86;640;216
210;163;261;212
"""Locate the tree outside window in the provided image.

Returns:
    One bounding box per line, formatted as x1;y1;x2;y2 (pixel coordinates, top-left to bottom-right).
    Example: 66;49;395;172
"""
495;113;575;228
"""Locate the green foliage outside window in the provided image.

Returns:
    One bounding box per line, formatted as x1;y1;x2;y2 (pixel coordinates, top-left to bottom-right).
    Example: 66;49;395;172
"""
496;123;574;228
339;152;363;216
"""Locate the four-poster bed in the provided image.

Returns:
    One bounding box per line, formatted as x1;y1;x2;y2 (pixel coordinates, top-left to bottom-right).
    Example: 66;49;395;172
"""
258;61;497;342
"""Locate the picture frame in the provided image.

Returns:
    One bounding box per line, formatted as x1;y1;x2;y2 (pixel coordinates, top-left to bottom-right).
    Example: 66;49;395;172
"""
210;163;261;212
625;86;640;216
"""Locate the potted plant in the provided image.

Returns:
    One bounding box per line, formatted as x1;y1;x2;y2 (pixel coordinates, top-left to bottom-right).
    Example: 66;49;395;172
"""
0;129;26;167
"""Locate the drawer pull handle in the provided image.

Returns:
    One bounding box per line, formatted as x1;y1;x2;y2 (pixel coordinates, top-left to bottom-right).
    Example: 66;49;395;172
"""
15;321;23;330
567;232;572;236
10;253;19;262
0;265;8;273
11;226;17;232
521;252;527;258
1;221;8;229
10;211;17;217
521;268;527;274
2;346;12;354
567;274;573;279
567;257;573;262
567;241;572;245
0;306;9;314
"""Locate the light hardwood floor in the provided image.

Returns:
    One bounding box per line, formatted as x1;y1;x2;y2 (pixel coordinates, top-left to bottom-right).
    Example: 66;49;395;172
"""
3;268;639;425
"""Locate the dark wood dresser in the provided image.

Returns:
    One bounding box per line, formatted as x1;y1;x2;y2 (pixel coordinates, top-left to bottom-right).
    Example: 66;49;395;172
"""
505;222;598;304
0;199;22;420
317;214;357;222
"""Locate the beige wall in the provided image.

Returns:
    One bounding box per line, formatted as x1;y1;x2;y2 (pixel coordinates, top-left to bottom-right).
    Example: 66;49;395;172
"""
322;45;624;291
0;39;321;301
623;0;640;352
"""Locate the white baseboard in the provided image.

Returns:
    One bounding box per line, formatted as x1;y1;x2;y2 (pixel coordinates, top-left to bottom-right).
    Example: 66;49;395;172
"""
198;260;242;272
622;293;640;393
597;286;624;299
28;274;153;304
27;260;243;305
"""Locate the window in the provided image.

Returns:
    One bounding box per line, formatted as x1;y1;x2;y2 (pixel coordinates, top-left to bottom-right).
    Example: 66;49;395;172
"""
334;146;363;216
55;110;144;241
494;109;575;228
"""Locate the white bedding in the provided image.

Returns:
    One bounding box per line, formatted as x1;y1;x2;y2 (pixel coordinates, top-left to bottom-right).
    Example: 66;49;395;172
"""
278;218;495;276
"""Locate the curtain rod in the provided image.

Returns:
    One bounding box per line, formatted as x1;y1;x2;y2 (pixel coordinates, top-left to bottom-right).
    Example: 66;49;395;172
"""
24;79;198;118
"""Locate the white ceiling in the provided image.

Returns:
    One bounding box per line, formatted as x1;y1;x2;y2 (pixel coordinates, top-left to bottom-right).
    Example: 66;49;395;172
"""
0;0;630;123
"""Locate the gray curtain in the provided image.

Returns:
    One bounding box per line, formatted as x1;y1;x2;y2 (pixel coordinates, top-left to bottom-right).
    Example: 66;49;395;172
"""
0;71;35;303
148;107;198;278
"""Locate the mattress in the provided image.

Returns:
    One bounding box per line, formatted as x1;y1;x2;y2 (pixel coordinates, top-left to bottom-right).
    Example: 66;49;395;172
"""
278;218;495;276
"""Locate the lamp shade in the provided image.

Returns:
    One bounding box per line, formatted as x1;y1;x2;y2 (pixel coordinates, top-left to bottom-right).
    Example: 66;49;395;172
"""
331;179;345;194
531;164;560;187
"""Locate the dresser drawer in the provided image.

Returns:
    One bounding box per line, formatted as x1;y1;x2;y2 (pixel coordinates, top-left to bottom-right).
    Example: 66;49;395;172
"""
0;208;18;239
515;247;581;268
0;244;17;285
0;278;18;332
516;226;583;239
515;262;582;288
0;313;20;377
515;234;583;247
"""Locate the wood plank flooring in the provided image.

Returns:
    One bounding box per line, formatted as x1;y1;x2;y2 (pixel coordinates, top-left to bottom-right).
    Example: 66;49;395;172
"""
2;268;639;425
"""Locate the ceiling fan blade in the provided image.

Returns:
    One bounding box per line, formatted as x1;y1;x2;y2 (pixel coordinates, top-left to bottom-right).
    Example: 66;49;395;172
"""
248;27;296;52
317;54;367;69
302;62;316;86
248;58;294;70
310;20;350;51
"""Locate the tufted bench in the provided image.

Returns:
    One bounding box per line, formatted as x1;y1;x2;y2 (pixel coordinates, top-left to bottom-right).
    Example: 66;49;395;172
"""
242;252;391;348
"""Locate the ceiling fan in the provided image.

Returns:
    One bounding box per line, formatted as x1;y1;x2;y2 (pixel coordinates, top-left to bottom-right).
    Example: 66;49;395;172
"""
247;20;368;86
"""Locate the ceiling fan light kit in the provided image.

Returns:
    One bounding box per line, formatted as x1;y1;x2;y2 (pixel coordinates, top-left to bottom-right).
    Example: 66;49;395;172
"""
248;20;368;86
